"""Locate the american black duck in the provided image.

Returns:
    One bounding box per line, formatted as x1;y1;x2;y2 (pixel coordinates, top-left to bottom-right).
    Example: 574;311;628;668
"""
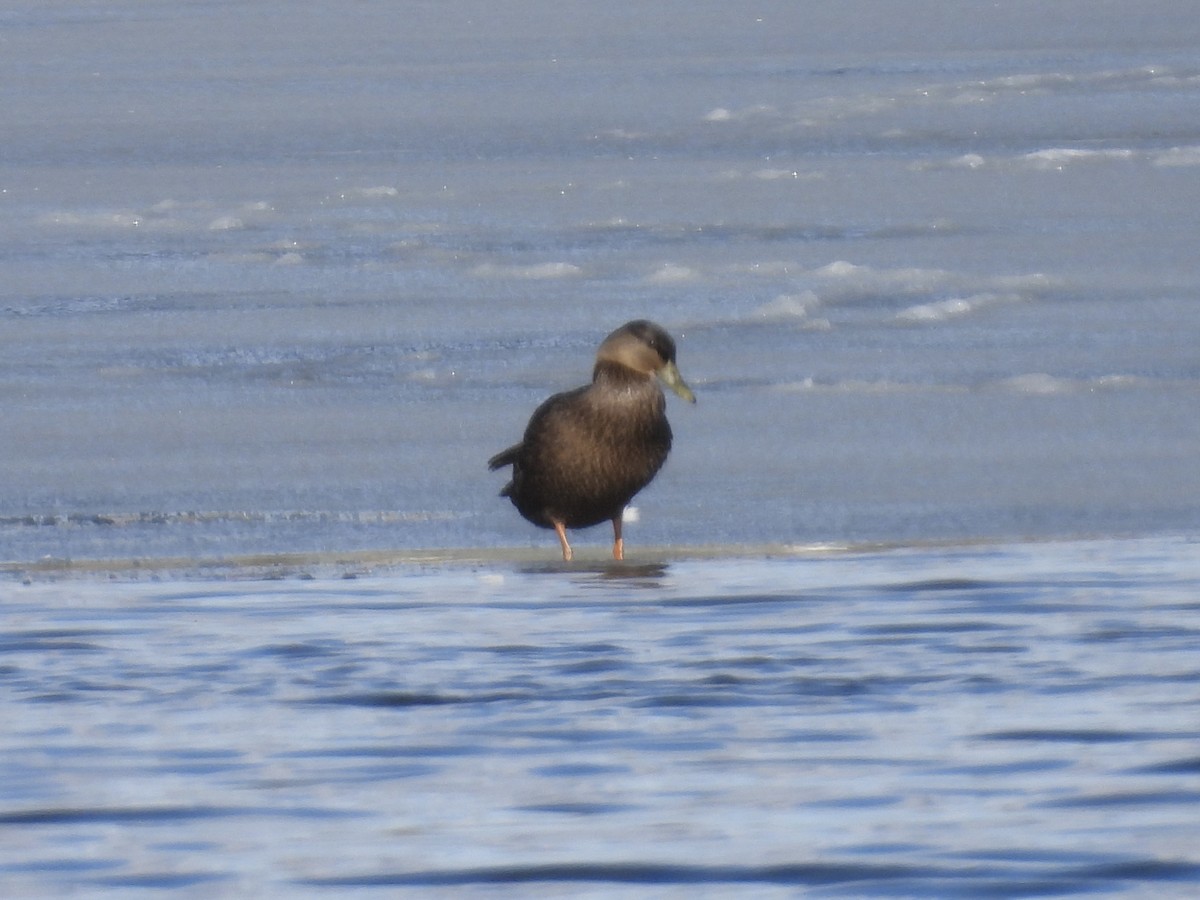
488;319;695;561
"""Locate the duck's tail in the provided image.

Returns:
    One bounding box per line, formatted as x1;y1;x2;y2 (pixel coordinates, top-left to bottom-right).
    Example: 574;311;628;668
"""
487;444;521;471
488;444;521;498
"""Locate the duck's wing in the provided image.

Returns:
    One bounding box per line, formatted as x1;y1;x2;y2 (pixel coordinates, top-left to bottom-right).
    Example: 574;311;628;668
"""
488;384;585;472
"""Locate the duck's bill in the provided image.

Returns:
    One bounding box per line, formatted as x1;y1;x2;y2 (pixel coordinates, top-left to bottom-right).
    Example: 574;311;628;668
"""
657;361;696;403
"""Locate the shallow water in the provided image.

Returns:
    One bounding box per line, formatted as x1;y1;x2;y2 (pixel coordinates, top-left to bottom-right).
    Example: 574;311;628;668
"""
3;538;1199;897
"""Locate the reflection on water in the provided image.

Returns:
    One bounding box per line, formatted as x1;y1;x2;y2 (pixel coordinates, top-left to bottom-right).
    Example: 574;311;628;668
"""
517;561;672;589
2;538;1198;897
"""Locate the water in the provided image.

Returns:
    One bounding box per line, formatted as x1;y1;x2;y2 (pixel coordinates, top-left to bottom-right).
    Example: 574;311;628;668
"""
3;2;1200;895
3;539;1199;896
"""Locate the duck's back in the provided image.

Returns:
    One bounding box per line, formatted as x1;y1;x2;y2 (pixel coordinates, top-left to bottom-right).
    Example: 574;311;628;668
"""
502;375;671;529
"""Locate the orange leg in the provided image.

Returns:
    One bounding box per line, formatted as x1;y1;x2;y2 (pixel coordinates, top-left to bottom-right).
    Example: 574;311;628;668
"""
553;520;573;561
611;515;624;561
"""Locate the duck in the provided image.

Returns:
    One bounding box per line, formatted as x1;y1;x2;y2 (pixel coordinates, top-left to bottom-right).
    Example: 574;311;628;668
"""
488;319;695;561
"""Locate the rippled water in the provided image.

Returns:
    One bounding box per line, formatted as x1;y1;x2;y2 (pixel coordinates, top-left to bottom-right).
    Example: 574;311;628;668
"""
4;538;1198;897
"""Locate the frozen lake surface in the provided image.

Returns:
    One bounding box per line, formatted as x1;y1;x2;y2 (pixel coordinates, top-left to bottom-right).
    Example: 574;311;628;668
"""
2;2;1200;896
2;0;1199;562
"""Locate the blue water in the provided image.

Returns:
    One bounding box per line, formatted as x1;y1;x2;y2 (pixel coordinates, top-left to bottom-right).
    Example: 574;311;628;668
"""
3;539;1199;896
3;3;1200;896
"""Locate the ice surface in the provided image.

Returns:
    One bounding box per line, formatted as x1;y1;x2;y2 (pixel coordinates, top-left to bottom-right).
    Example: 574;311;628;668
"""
2;0;1200;563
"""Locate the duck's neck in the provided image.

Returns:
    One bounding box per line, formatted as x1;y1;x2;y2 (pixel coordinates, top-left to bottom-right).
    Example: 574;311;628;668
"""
593;359;653;390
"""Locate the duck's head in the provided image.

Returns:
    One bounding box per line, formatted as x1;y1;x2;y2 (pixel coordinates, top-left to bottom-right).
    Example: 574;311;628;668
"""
596;319;696;403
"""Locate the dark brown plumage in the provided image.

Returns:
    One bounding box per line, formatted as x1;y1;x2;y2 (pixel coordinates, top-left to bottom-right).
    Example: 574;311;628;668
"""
488;320;695;561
